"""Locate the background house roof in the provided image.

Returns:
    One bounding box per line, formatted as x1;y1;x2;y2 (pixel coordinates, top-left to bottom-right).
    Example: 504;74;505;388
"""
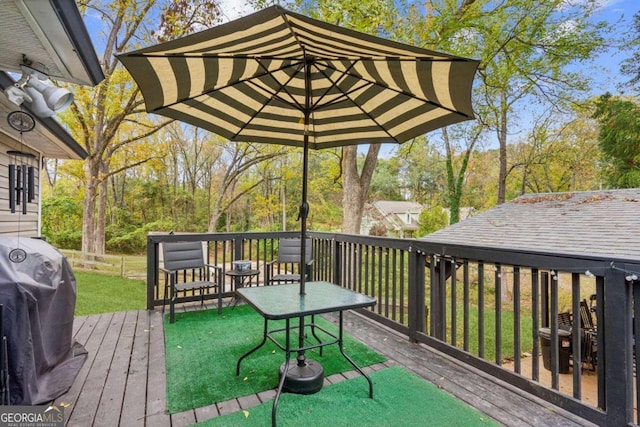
0;0;104;160
373;201;423;231
423;189;640;262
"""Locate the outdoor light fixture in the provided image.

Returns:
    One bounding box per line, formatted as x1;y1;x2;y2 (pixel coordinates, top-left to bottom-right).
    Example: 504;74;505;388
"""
3;64;73;118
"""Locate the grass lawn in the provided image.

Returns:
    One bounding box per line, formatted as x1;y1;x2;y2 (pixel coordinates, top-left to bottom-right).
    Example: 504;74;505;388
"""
453;306;534;361
74;271;146;316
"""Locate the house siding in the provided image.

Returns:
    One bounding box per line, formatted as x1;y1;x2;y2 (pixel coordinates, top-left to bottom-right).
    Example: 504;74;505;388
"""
0;134;40;237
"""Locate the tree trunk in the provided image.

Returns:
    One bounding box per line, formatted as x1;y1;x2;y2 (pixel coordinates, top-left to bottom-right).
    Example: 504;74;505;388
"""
443;128;459;224
208;199;222;232
81;158;99;258
341;144;380;234
95;161;108;256
497;97;508;204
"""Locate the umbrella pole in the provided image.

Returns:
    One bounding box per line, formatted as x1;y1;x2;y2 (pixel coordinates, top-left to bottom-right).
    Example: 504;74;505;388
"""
299;135;309;296
299;56;311;297
280;57;324;397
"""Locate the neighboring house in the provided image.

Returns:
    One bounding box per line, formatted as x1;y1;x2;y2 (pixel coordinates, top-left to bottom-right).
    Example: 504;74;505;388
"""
423;189;640;261
362;201;477;238
0;0;104;236
361;201;423;238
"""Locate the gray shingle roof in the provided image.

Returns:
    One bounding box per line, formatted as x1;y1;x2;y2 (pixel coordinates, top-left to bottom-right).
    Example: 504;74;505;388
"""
422;189;640;261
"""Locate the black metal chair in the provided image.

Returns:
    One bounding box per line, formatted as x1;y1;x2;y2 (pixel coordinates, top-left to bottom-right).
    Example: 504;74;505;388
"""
553;303;597;371
265;238;313;285
161;241;222;323
578;299;597;370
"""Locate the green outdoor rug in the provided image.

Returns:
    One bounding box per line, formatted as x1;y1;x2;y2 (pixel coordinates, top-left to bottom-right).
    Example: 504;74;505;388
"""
196;366;498;426
164;304;385;413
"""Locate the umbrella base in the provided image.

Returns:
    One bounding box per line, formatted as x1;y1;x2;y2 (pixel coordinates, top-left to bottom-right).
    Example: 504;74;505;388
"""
279;358;324;394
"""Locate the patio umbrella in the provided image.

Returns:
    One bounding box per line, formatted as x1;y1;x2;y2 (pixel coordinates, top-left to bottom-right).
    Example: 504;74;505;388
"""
117;5;479;295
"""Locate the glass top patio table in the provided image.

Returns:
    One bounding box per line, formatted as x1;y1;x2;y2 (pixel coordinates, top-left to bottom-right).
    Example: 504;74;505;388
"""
235;281;376;320
236;281;376;426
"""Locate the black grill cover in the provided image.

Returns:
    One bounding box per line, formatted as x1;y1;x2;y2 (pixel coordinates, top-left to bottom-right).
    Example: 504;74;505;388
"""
0;237;86;404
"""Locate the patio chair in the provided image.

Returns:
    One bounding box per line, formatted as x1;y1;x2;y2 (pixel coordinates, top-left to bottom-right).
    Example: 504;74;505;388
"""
161;241;222;323
544;304;597;372
265;238;313;285
578;299;597;370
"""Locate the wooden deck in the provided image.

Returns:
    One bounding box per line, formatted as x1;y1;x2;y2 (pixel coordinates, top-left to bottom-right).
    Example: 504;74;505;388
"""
59;302;597;427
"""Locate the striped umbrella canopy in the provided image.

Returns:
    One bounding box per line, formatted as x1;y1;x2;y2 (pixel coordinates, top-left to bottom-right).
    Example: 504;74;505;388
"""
117;5;479;294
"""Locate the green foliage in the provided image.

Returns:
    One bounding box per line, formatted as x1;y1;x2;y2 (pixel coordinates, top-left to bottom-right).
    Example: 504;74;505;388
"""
41;196;83;249
369;158;403;201
50;231;83;250
418;206;449;236
593;94;640;188
620;11;640;93
41;1;623;243
74;271;146;316
404;0;612;205
106;219;177;254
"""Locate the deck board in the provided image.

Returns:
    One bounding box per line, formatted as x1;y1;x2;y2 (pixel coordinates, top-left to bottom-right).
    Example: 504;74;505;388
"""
119;311;150;427
60;313;110;425
69;312;124;426
145;310;170;427
60;304;596;426
94;310;137;426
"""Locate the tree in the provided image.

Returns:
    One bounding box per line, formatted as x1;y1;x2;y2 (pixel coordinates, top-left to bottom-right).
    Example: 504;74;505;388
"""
417;205;448;236
369;157;403;201
593;94;640;188
507;111;601;195
620;11;640;94
395;137;447;206
207;142;283;232
407;0;611;205
442;126;482;224
67;1;222;256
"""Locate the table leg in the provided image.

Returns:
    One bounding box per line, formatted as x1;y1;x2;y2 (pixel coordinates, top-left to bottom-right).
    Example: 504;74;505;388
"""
338;311;373;398
272;318;290;427
236;317;269;376
310;314;324;356
217;276;223;315
231;281;242;309
169;277;176;324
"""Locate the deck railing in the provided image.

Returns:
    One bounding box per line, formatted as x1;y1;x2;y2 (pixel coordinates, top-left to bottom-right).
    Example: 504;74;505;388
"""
146;231;640;427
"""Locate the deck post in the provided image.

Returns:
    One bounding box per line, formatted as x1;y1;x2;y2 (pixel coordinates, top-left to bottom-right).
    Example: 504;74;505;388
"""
408;248;426;341
333;241;342;285
146;236;158;310
603;264;633;425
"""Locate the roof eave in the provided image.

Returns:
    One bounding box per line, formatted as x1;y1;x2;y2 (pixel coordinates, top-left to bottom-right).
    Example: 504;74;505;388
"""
0;71;88;160
51;0;105;85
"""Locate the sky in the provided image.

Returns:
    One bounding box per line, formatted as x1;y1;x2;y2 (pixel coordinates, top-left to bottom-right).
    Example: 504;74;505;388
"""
583;0;638;94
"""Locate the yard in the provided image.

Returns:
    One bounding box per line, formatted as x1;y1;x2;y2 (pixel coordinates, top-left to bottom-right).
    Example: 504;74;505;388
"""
74;271;146;316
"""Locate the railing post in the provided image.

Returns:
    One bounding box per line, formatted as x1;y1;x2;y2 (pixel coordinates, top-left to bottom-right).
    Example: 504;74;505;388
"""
603;264;633;425
408;248;426;341
333;240;341;285
146;236;158;310
429;255;447;341
234;235;244;261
